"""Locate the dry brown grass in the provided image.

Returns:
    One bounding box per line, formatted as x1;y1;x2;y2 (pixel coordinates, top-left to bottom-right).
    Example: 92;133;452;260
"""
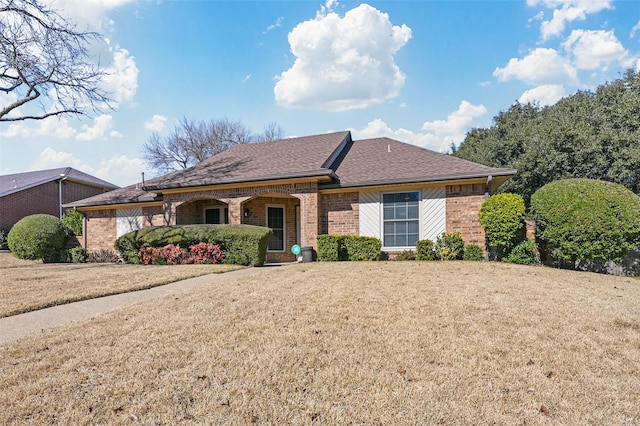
1;261;639;424
0;253;242;318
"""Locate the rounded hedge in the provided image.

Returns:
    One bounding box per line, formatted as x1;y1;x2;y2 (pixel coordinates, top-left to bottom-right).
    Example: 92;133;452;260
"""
530;178;640;262
479;193;525;256
8;214;67;262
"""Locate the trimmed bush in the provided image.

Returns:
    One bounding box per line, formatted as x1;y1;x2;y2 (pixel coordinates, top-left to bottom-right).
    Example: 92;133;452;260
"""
504;240;540;265
317;235;382;261
7;214;66;262
416;239;436;260
434;232;465;260
115;224;271;266
479;193;525;259
530;178;640;263
463;244;484;261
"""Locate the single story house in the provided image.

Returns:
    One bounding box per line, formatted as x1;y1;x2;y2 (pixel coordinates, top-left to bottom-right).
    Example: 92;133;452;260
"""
67;131;516;262
0;167;118;231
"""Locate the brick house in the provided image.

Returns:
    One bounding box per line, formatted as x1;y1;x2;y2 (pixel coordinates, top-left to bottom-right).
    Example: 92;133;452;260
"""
67;131;516;262
0;167;118;231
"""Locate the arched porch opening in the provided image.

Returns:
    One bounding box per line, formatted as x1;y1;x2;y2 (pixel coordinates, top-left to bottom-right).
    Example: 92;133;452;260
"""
242;192;301;263
175;198;230;225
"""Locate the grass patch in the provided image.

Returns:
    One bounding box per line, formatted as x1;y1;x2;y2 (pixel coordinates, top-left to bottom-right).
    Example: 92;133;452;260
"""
0;253;242;318
1;261;639;424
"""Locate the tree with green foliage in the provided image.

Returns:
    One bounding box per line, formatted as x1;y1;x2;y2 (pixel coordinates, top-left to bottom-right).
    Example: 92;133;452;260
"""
453;70;640;204
7;214;66;262
479;193;525;259
530;179;640;264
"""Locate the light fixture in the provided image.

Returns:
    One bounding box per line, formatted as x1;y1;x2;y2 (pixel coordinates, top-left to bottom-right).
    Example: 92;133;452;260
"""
244;208;250;218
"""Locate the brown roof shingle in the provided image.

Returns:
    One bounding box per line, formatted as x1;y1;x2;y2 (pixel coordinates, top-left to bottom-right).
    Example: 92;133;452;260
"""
326;137;515;188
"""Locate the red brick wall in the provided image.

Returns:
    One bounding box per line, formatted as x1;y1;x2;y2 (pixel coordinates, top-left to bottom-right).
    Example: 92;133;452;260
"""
0;181;112;230
84;209;117;252
320;192;359;235
445;183;487;250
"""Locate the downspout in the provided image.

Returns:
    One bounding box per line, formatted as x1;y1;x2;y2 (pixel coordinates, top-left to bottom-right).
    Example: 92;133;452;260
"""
58;174;67;219
485;175;493;198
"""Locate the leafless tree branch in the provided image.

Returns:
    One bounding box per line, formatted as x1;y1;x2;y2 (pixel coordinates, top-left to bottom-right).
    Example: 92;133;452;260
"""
0;0;112;121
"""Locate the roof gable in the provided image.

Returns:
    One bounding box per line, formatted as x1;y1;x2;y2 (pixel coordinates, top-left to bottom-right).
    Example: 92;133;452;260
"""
145;131;351;190
327;137;516;188
0;167;118;197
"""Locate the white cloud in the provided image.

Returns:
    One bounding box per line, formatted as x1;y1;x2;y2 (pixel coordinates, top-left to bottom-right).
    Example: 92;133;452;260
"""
102;48;139;106
52;0;137;31
32;147;91;171
264;16;284;33
351;101;488;152
94;154;147;186
564;30;628;70
145;114;168;132
31;147;146;187
0;116;76;139
631;20;640;38
518;84;566;106
76;114;114;141
274;3;412;111
494;48;578;86
527;0;613;40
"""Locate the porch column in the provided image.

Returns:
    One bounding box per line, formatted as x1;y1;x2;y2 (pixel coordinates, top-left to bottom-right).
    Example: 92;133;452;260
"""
222;198;247;225
299;192;319;249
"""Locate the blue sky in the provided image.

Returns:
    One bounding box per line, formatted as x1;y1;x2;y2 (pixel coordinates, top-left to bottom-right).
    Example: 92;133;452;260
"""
1;0;639;186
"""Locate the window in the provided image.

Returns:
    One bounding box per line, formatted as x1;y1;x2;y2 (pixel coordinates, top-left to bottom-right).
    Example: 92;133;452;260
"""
204;207;228;224
267;206;285;251
383;192;419;247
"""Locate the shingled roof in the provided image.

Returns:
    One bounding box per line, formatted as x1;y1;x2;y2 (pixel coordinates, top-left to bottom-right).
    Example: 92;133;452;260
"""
0;167;118;198
326;137;514;188
143;131;350;190
67;131;516;207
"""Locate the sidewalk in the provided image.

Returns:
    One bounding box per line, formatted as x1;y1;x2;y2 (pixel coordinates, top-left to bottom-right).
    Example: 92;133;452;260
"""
0;267;266;344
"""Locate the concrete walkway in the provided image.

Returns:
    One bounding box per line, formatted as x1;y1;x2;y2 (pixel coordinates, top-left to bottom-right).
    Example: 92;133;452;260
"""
0;267;268;344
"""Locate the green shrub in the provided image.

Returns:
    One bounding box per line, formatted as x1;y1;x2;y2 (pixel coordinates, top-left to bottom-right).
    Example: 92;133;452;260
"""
504;240;540;265
394;250;416;261
62;209;83;236
7;214;66;262
317;235;382;261
434;232;465;260
60;246;89;263
0;229;9;250
479;193;526;258
416;239;436;260
114;224;271;266
530;178;640;263
463;244;484;261
317;235;345;261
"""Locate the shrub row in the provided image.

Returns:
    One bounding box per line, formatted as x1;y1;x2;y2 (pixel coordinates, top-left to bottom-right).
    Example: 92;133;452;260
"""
115;224;272;266
414;232;484;261
317;235;382;261
138;243;225;265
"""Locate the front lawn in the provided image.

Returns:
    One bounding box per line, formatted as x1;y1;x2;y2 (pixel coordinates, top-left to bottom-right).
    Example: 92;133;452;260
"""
1;261;639;424
0;253;242;317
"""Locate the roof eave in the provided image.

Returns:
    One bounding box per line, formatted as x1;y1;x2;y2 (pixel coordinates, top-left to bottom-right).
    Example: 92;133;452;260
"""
319;170;517;190
145;169;337;192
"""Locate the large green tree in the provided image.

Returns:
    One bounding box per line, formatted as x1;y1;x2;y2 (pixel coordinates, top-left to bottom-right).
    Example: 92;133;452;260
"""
453;70;640;204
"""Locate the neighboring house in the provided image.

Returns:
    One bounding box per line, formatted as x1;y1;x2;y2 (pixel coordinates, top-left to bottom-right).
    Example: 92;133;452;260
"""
67;131;516;262
0;167;118;231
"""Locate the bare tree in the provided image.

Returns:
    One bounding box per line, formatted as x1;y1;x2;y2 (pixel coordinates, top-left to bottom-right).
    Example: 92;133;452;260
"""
0;0;110;121
142;118;286;174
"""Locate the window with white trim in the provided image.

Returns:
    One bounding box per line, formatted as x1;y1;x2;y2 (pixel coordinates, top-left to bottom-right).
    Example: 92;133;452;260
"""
383;192;420;247
267;205;285;251
204;207;228;224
